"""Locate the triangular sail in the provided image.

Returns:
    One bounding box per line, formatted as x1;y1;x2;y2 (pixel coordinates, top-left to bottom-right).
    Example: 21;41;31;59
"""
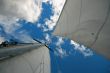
0;45;50;73
54;0;110;59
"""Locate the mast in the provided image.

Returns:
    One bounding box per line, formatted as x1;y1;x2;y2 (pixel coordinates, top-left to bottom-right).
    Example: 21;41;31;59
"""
54;0;110;59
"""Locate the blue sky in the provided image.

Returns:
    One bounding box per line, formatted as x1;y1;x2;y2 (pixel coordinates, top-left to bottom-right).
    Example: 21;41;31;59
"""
0;0;110;73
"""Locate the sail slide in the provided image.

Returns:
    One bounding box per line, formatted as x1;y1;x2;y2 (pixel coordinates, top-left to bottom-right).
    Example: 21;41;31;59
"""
0;46;50;73
54;0;110;59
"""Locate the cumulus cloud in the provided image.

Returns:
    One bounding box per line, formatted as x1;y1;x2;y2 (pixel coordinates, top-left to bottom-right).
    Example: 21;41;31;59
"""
43;0;66;31
0;0;42;22
54;47;68;58
56;37;64;46
44;33;51;44
53;37;67;57
0;0;66;43
71;40;93;57
0;0;42;43
0;37;5;44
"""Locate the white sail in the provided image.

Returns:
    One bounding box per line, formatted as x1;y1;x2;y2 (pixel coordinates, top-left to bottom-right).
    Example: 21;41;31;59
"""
54;0;110;59
0;45;50;73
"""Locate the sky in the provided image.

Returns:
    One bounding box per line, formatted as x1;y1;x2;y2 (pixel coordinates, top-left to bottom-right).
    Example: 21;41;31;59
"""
0;0;65;43
0;0;110;73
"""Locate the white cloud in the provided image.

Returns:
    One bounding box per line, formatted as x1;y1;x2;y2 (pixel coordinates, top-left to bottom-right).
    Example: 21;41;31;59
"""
71;40;93;56
56;37;64;46
12;30;37;43
54;37;68;58
42;0;49;3
80;45;93;57
54;47;68;58
50;0;66;14
0;0;43;43
0;17;20;34
45;33;51;44
0;0;66;43
0;37;5;44
70;40;80;50
0;0;42;23
43;0;66;31
57;48;68;58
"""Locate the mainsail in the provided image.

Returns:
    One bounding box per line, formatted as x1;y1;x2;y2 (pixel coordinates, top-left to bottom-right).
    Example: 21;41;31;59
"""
0;44;50;73
54;0;110;59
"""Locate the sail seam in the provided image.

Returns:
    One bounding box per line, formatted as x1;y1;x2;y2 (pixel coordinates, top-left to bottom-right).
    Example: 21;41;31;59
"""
90;2;110;47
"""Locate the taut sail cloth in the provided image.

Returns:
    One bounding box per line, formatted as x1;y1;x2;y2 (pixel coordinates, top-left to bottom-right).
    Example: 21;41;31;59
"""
0;45;50;73
54;0;110;59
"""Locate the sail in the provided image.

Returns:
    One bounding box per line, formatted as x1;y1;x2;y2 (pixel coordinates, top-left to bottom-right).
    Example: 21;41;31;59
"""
0;45;50;73
54;0;110;59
